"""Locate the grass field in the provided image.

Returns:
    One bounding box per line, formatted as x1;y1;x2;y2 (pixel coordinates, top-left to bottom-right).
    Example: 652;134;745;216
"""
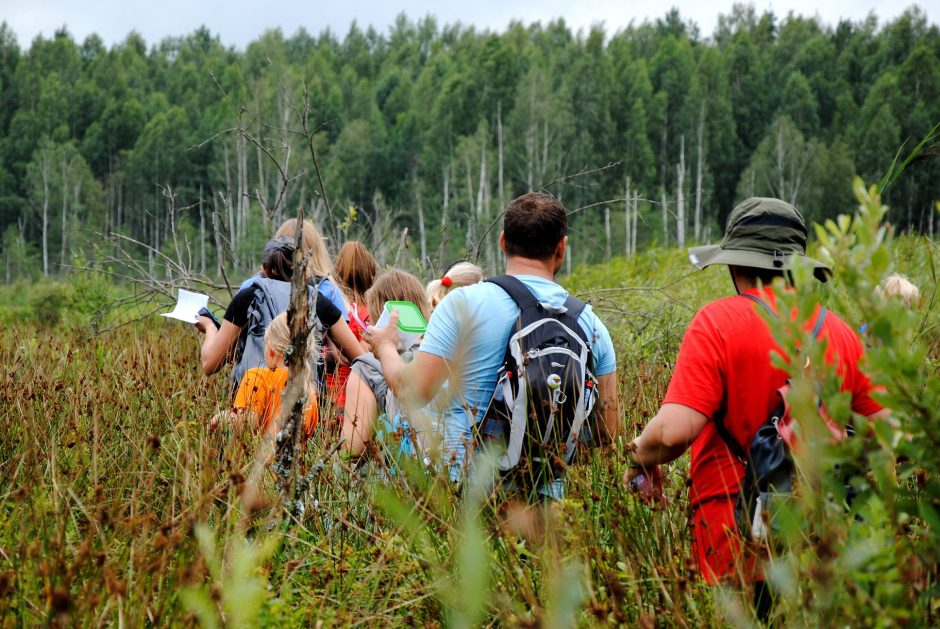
1;193;939;626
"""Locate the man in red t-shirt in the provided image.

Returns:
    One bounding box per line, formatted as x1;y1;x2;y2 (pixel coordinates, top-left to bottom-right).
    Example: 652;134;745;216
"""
624;198;888;608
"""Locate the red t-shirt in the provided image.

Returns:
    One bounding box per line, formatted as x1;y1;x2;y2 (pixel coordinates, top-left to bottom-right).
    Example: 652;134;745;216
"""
325;302;370;408
663;286;883;582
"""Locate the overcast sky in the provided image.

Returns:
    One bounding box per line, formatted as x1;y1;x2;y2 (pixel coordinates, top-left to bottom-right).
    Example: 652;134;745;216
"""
1;0;933;49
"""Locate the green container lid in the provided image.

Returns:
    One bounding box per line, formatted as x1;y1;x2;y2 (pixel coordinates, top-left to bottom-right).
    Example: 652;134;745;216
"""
384;300;427;333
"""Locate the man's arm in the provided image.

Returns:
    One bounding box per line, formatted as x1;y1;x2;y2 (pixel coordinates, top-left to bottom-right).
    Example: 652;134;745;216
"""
368;310;450;409
593;372;620;444
630;403;709;467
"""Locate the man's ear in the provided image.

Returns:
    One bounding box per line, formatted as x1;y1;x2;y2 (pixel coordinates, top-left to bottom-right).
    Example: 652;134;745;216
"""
499;231;507;254
555;235;568;260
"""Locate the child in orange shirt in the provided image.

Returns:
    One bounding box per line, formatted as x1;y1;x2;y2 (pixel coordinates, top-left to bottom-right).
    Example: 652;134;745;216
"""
228;312;318;437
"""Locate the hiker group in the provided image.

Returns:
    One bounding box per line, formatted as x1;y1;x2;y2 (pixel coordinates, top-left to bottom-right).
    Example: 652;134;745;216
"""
191;190;899;614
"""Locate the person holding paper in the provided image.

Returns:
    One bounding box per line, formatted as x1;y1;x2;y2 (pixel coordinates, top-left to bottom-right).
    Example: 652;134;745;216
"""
195;237;364;391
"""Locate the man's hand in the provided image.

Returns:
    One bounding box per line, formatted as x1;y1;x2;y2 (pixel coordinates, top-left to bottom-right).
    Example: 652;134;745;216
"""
623;463;665;504
366;309;400;355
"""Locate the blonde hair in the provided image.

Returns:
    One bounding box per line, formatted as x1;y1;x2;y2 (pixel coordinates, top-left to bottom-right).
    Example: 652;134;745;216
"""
334;241;379;306
426;261;485;310
264;312;317;413
876;274;921;306
275;218;332;280
366;269;431;323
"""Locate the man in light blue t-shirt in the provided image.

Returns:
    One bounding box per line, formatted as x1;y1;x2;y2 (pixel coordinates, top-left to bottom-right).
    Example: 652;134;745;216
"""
369;192;620;497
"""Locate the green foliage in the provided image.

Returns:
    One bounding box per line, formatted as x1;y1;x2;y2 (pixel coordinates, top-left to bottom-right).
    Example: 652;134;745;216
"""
0;223;936;625
27;282;71;326
1;10;939;282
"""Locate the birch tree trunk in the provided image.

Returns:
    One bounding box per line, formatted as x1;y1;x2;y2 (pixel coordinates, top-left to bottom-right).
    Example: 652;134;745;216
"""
41;154;50;276
199;184;206;274
60;152;68;269
604;206;611;262
676;135;686;248
632;191;639;255
414;171;427;264
476;143;486;221
625;177;631;257
497;102;505;209
695;102;705;242
661;186;669;247
439;164;450;269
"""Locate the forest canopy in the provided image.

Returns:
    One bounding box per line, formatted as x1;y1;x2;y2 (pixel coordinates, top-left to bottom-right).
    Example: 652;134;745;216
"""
0;4;937;282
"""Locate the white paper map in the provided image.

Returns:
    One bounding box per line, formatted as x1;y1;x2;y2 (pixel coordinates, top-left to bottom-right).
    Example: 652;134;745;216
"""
162;289;209;323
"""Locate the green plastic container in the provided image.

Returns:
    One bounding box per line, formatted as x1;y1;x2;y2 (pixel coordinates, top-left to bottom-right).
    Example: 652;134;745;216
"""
376;300;427;348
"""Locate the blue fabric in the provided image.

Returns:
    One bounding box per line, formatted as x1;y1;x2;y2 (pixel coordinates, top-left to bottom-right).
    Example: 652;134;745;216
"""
240;273;348;321
418;275;616;487
316;277;348;319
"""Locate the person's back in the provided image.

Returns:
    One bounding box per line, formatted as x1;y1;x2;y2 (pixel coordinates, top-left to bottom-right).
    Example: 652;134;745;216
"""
420;275;614;481
625;197;886;614
367;191;620;499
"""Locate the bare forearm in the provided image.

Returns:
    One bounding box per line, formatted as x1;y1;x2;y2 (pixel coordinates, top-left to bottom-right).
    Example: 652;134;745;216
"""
200;327;222;374
630;403;709;467
631;433;686;467
593;373;620;444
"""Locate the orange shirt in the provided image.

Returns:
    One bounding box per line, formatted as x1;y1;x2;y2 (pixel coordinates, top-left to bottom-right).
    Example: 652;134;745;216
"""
233;367;318;437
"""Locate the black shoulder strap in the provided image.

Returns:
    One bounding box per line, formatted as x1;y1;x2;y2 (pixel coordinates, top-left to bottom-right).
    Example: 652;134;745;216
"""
811;307;828;338
740;292;775;318
712;402;747;462
563;295;587;323
741;292;828;339
714;293;774;461
485;275;539;311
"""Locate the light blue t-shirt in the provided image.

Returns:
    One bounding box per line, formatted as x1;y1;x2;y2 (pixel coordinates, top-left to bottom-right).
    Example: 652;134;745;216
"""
419;275;616;482
239;273;348;320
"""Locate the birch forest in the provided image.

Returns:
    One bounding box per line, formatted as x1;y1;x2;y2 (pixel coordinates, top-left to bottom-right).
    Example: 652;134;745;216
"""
0;5;938;281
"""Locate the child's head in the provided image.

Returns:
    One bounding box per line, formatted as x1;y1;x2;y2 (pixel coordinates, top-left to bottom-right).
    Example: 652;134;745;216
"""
876;273;921;306
275;218;332;280
366;269;430;323
264;312;291;369
261;237;295;282
334;241;379;305
426;261;485;310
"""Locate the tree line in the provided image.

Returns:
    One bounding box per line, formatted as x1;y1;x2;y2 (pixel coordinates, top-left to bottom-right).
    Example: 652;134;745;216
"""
0;4;937;283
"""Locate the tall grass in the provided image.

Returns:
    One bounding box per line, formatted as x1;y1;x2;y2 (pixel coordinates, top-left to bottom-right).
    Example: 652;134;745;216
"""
0;222;937;625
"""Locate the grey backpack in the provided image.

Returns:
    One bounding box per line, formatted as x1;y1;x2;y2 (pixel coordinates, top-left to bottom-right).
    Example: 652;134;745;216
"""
231;277;292;389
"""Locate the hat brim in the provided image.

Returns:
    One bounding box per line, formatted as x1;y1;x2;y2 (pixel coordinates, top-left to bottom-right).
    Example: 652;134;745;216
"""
688;245;831;282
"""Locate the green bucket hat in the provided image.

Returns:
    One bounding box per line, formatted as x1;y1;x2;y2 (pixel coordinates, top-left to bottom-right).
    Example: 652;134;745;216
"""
687;197;831;282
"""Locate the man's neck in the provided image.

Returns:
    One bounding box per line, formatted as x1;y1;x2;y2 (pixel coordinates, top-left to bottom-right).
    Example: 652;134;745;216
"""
505;256;556;281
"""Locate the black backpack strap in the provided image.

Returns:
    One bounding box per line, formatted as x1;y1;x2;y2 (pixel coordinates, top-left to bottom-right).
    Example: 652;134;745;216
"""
740;292;775;318
485;275;540;311
563;295;587;323
741;293;828;339
712;403;747;463
811;307;828;338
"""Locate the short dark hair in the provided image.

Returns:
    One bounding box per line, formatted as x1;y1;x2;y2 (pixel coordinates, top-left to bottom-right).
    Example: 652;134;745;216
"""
733;265;788;286
503;192;567;260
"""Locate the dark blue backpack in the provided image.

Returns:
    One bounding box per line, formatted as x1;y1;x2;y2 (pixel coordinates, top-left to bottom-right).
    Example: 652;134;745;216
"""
480;275;598;488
